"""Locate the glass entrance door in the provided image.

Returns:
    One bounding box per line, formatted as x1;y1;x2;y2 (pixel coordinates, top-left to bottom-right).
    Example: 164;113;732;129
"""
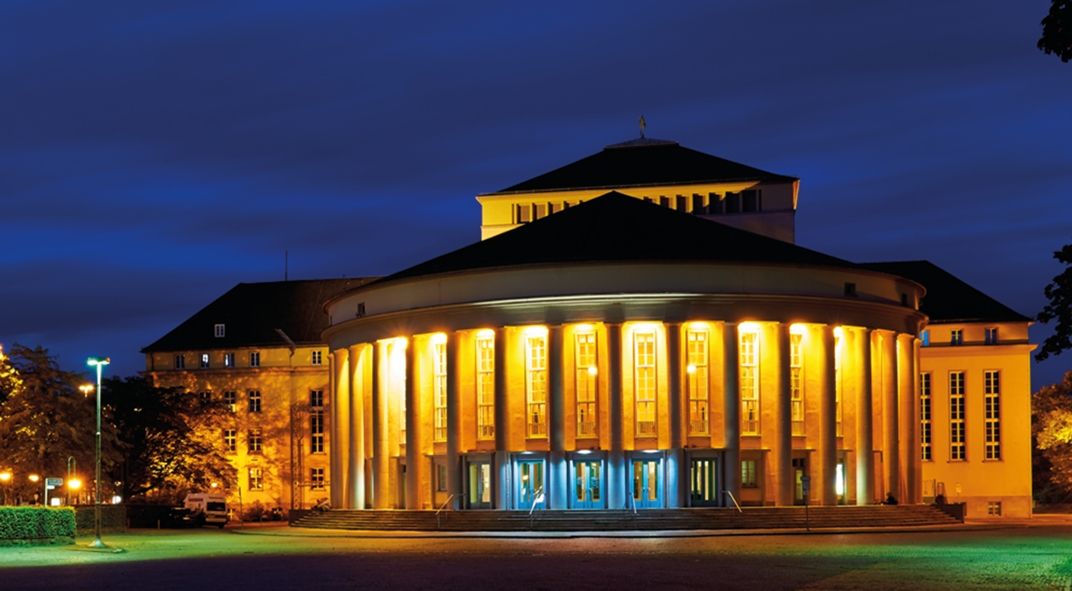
689;458;719;507
793;458;807;505
571;460;603;509
631;458;662;509
517;459;545;510
467;461;492;509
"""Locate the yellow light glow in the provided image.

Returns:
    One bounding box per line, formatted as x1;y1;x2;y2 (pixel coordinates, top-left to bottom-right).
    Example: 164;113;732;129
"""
833;326;845;339
688;321;710;330
0;471;11;483
789;323;808;336
67;478;82;491
738;321;761;334
587;366;598;377
28;473;39;483
686;363;697;374
79;384;94;397
573;323;595;333
430;333;447;346
629;322;660;333
210;481;219;489
475;328;495;339
522;325;548;337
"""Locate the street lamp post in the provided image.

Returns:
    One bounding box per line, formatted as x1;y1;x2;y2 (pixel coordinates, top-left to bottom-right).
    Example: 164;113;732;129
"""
0;470;11;505
86;357;110;549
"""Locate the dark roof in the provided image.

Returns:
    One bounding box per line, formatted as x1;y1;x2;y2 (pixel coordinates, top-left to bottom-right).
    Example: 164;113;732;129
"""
377;192;853;284
486;139;798;195
142;278;376;352
862;261;1029;323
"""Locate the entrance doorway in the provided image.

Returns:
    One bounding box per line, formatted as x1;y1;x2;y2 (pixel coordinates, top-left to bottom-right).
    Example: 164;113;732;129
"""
792;457;807;505
689;457;720;507
466;460;492;509
516;459;545;511
631;458;662;509
571;460;603;509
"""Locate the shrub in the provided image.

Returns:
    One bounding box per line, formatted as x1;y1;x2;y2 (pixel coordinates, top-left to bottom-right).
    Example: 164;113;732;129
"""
0;506;76;545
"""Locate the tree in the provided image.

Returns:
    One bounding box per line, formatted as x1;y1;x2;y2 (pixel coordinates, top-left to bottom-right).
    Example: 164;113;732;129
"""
104;376;235;503
1039;1;1072;63
1037;244;1072;361
1034;372;1072;502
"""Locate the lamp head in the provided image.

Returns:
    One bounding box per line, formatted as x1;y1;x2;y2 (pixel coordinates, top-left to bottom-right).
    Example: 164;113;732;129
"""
86;357;111;368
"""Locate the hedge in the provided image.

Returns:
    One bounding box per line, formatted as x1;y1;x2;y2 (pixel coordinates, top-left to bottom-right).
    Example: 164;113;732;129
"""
0;506;76;546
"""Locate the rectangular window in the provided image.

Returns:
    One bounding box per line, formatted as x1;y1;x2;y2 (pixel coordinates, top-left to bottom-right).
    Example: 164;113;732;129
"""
436;464;448;493
575;331;598;438
740;331;759;435
174;354;185;369
310;389;324;408
250;351;260;367
921;330;930;347
224;428;236;453
675;195;687;212
949;371;966;460
200;353;210;368
790;332;804;436
535;203;547;219
248;430;263;454
659;195;671;208
248;467;263;491
248;390;262;413
310;411;324;453
692;193;705;213
224;352;235;367
686;328;709;436
433;340;447;443
920;373;932;461
214;323;225;338
310;467;325;490
741;459;757;488
476;334;495;440
634;330;657;437
312;350;322;366
517;204;531;223
987;501;1002;516
950;329;963;346
725;192;740;213
525;333;548;438
985;327;998;345
985;370;1001;460
223;391;237;412
707;193;722;214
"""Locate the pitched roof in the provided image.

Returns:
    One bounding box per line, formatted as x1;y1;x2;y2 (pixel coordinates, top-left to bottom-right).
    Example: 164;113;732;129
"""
378;191;853;284
862;261;1030;323
142;278;376;352
485;138;798;195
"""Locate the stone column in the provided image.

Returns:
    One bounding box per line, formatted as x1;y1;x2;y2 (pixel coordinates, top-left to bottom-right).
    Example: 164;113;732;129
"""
404;337;420;509
882;332;899;503
774;323;793;506
819;325;837;505
446;332;461;510
722;322;740;504
607;323;626;510
666;322;684;508
909;338;922;504
896;334;913;504
856;330;874;505
348;344;366;510
493;327;510;509
331;348;350;508
548;325;567;509
372;341;390;508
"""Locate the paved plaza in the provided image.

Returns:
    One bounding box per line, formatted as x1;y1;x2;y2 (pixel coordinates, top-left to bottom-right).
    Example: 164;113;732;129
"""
2;521;1072;590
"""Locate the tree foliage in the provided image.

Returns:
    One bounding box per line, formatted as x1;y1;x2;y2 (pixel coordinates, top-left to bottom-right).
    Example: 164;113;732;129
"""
1037;244;1072;361
104;376;236;503
1039;1;1072;63
1034;371;1072;502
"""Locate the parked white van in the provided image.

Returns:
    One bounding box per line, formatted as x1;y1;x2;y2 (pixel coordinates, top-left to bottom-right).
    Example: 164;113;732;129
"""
183;493;229;528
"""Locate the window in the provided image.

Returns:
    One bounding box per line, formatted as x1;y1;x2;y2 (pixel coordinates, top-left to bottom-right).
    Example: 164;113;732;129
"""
920;373;932;461
525;332;547;438
686;328;709;436
987;501;1002;516
224;352;235;367
985;327;999;345
223;391;237;411
436;464;448;493
692;193;705;213
660;195;671;208
310;411;324;453
248;467;263;491
843;282;857;297
199;391;211;404
223;428;236;453
248;430;263;454
675;195;687;211
248;390;262;413
517;203;531;223
707;193;722;214
725;192;740;213
476;334;495;440
740;330;760;435
634;330;657;437
535;203;547;219
921;330;930;347
309;389;324;408
790;332;804;436
950;329;963;346
214;323;225;338
312;350;322;366
742;189;760;212
311;467;325;490
985;370;1001;460
741;460;757;488
250;351;260;367
949;371;966;460
200;353;210;368
174;354;185;369
575;331;598;438
433;339;447;443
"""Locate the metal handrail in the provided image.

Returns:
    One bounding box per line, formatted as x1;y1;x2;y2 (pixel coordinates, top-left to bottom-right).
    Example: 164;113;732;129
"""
724;490;743;513
435;494;456;529
527;487;545;517
628;490;637;515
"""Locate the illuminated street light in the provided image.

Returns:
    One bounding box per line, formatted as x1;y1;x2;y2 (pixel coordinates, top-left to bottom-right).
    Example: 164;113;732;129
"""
86;356;110;549
0;470;11;505
79;384;94;397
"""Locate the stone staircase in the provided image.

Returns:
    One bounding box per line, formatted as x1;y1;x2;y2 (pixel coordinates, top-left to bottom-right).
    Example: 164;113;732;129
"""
291;504;962;532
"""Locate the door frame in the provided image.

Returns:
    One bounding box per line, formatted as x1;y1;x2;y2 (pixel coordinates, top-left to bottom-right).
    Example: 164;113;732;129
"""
568;452;606;510
628;451;665;509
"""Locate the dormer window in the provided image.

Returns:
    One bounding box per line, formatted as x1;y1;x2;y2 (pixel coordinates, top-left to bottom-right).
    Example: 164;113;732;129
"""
844;282;857;297
950;329;963;346
214;324;225;338
985;327;998;345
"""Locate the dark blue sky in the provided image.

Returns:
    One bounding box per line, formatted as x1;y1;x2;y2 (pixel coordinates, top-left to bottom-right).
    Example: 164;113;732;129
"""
3;1;1069;389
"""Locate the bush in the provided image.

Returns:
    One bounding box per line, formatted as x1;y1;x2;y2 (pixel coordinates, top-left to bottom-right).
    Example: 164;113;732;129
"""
0;506;76;545
242;500;266;522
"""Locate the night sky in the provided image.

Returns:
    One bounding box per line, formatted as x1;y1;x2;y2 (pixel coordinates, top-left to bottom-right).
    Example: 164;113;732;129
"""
3;1;1069;389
